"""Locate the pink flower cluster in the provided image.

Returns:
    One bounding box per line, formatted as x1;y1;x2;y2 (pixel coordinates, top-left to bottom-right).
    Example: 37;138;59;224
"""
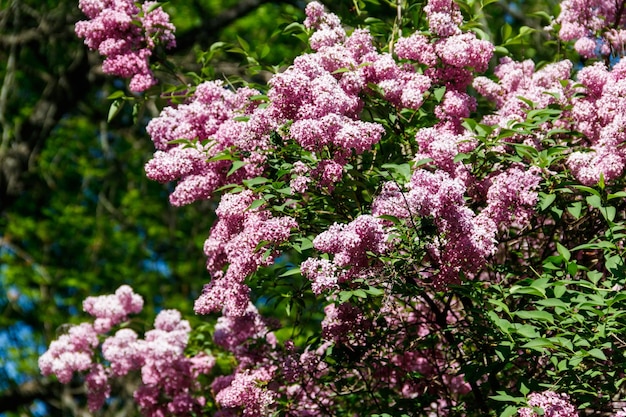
394;1;493;131
83;284;144;332
211;304;278;416
410;169;497;285
39;285;143;384
301;215;389;294
194;190;297;316
518;390;578;417
214;367;276;417
321;302;371;346
567;61;626;185
303;1;346;51
372;170;491;287
266;4;447;189
39;323;99;384
145;81;270;205
40;287;214;416
372;158;540;287
423;0;463;37
214;304;276;361
554;0;626;58
132;310;214;417
482;165;542;227
474;55;626;186
473;58;573;129
75;0;175;92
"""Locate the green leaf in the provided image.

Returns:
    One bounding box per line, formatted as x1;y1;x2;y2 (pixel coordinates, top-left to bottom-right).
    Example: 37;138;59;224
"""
514;310;555;324
377;214;401;225
242;177;269;187
514;324;540;338
331;67;351;74
167;138;192;146
587;348;607;361
107;99;125;122
364;286;384;296
490;392;522;403
556;242;571;262
144;1;164;14
520;383;530;396
531;11;553;22
279;268;301;278
510;285;545;298
107;91;126;99
567;202;582;219
572;184;601;197
608;191;626;200
500;24;513;41
500;406;518;417
488;298;511;314
339;291;352;302
536;298;568;309
381;163;413;182
249;95;269;102
587;270;603;284
539;193;556;211
494;45;509;55
283;22;306;35
236;35;250;52
567;261;578;276
227;160;247;177
246;199;265;211
600;205;616;222
454;152;471;163
208;153;237;163
586;194;603;209
353;289;367;298
554;284;567;298
433;86;446;102
521;338;555;350
297;237;314;251
210;41;228;51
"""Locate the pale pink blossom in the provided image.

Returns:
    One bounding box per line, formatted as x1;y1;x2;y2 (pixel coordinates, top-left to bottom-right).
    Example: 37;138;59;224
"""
75;0;175;92
518;391;578;417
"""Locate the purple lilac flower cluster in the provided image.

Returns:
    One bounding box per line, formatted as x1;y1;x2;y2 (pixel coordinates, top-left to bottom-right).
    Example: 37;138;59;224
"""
567;61;626;185
518;390;578;417
145;81;269;206
194;190;297;316
210;303;278;416
554;0;626;58
40;286;214;416
474;56;626;186
75;0;175;92
301;215;389;294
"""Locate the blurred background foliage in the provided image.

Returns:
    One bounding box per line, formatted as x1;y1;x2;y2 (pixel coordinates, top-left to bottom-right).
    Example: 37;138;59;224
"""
0;0;563;415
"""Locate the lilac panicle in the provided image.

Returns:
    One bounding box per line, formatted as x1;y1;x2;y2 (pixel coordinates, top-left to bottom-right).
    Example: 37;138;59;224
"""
75;0;176;92
518;391;578;417
194;190;297;316
40;287;214;417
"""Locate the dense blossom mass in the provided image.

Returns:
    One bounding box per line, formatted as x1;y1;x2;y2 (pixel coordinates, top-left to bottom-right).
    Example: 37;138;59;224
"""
40;287;214;415
75;0;176;91
42;0;626;415
517;391;578;417
554;0;626;58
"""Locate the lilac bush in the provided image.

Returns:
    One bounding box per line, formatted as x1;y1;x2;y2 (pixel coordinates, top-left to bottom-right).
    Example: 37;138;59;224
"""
41;0;626;415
